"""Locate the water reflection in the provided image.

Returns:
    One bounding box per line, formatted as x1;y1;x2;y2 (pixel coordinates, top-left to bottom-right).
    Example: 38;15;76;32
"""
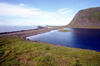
27;28;100;51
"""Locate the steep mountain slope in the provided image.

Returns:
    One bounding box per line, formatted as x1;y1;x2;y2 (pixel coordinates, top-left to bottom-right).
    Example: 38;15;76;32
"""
68;7;100;28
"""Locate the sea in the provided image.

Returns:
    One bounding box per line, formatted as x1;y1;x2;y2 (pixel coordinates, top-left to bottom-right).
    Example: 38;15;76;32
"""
0;25;37;33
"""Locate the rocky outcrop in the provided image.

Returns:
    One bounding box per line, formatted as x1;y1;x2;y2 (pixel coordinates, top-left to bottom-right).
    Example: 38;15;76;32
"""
68;7;100;27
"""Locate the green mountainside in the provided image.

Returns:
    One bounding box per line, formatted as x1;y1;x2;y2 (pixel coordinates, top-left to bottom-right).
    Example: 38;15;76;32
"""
68;7;100;28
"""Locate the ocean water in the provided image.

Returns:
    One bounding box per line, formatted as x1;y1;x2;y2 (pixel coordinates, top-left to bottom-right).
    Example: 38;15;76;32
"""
0;25;37;33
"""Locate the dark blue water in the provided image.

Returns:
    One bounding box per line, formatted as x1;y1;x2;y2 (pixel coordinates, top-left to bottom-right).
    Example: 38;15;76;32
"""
27;28;100;52
0;25;37;33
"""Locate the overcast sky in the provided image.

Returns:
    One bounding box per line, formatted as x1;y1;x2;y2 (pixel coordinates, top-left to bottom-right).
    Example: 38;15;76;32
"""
0;0;100;26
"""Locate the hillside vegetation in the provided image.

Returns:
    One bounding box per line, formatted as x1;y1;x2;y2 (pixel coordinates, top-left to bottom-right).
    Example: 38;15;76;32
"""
68;7;100;28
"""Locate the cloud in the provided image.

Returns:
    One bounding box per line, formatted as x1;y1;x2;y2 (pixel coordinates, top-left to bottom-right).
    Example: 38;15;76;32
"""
57;8;72;14
0;3;40;17
19;3;24;6
39;11;58;19
57;8;68;13
60;10;72;14
0;3;73;26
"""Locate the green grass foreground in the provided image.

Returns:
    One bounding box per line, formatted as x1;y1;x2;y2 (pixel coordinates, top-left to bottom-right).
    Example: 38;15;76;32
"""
0;36;100;66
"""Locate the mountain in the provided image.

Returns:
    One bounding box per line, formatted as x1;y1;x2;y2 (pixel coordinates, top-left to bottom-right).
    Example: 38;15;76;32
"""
68;7;100;28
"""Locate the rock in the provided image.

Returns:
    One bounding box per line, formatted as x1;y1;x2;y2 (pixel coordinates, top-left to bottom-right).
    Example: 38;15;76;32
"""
68;7;100;27
37;26;45;29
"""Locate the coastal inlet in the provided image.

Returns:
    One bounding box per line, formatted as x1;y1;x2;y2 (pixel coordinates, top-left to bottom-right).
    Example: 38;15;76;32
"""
27;28;100;52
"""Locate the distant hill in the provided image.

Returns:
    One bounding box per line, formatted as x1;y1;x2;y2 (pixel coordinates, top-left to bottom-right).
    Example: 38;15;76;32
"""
68;7;100;28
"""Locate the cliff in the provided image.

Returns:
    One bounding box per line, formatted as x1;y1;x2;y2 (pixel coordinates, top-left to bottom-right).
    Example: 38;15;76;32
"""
68;7;100;28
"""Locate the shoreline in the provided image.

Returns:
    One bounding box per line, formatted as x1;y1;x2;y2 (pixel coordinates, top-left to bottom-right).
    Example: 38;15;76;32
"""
1;26;100;51
1;26;100;66
0;27;44;35
1;33;100;66
0;26;66;40
22;30;51;41
0;26;100;37
1;26;100;42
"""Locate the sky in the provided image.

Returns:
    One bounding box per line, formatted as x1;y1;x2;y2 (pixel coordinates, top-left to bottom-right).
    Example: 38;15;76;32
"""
0;0;100;26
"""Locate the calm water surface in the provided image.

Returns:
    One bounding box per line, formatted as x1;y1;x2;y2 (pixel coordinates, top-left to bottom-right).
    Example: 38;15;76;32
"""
0;25;37;33
27;28;100;51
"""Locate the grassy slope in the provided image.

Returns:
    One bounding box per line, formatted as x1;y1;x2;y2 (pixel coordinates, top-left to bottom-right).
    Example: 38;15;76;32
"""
0;35;100;66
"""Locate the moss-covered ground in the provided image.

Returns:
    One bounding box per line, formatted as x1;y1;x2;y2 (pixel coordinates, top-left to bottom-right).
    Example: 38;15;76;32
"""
0;36;100;66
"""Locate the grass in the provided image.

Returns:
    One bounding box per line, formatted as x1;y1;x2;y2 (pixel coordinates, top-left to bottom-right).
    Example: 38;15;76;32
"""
66;25;100;29
59;29;72;32
0;36;100;66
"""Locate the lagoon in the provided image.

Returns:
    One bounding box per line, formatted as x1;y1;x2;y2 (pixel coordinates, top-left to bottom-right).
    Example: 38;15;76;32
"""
26;28;100;51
